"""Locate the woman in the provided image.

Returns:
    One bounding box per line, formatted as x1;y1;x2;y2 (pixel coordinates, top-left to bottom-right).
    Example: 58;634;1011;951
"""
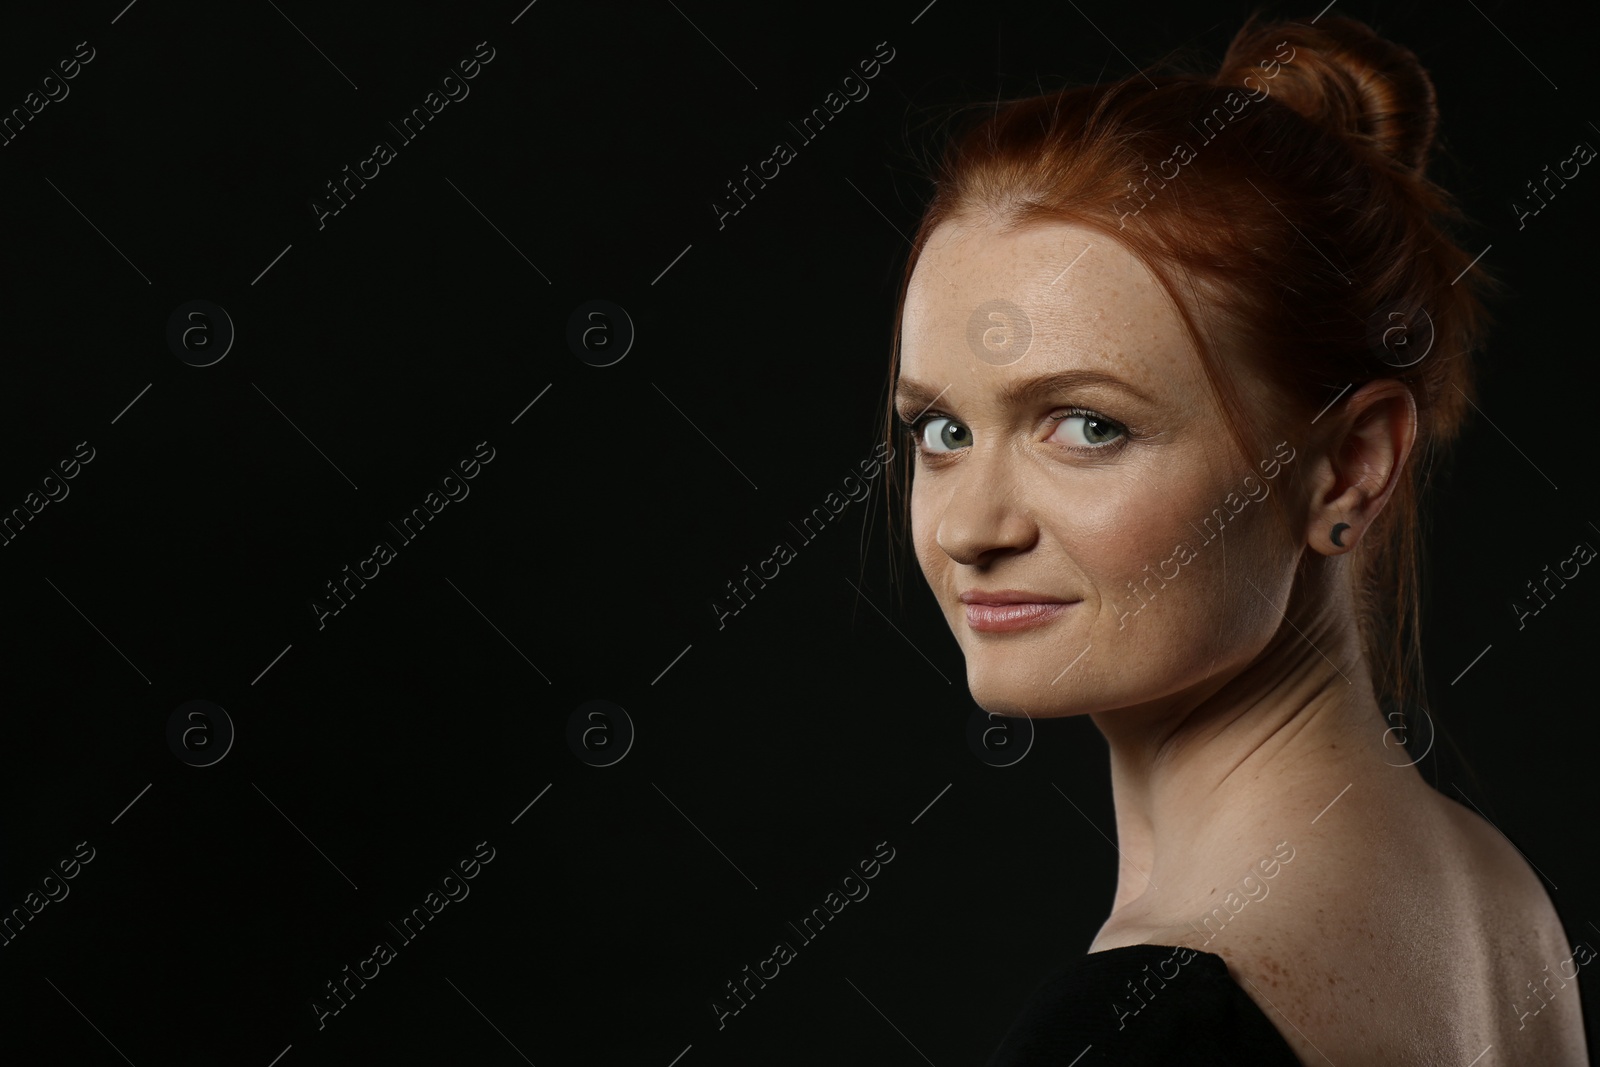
882;12;1594;1065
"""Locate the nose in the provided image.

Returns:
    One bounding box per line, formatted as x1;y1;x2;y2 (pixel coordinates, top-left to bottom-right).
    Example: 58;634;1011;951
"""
933;446;1038;566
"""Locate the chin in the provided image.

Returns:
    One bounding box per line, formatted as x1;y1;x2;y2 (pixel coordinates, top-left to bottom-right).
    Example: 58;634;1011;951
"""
965;669;1087;720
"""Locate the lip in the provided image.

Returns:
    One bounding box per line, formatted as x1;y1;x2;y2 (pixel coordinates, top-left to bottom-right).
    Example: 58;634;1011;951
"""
958;589;1074;605
964;602;1075;632
959;591;1081;633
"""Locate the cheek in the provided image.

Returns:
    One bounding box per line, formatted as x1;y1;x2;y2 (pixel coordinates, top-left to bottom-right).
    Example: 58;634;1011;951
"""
909;476;945;580
1088;484;1289;665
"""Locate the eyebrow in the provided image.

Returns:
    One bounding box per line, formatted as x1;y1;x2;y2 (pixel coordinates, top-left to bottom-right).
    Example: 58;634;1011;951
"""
893;369;1156;413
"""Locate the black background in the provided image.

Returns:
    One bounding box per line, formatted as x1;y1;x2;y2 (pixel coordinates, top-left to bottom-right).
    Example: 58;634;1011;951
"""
0;1;1596;1064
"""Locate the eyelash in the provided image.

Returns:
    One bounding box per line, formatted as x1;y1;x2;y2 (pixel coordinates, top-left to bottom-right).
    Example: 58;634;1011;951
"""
896;407;1134;459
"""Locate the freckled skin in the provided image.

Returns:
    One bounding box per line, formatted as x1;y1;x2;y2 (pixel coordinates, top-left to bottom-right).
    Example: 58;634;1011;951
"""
902;218;1294;721
898;218;1589;1065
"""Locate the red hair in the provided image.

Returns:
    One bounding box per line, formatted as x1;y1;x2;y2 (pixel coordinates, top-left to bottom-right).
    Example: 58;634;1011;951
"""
880;12;1502;727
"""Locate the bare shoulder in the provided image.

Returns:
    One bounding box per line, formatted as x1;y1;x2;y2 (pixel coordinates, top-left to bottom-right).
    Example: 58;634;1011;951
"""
1206;795;1590;1066
1097;793;1591;1065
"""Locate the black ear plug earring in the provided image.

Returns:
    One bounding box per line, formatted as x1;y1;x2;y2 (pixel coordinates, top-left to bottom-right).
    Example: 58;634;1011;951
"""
1330;522;1351;547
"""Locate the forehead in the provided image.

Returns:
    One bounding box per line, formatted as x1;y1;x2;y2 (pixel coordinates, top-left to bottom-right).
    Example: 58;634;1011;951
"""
899;218;1199;395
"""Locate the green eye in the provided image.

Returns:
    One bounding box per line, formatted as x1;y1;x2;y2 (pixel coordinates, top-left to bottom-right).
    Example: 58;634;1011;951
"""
1052;412;1125;447
897;407;1132;458
917;416;971;453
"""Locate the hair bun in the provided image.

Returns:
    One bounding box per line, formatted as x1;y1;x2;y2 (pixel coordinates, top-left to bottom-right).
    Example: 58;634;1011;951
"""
1217;14;1438;174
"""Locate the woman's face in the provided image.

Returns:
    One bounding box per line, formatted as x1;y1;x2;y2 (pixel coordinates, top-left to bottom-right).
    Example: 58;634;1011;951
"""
897;218;1308;719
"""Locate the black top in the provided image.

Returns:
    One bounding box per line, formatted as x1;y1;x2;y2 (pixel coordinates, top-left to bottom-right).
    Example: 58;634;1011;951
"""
984;888;1598;1065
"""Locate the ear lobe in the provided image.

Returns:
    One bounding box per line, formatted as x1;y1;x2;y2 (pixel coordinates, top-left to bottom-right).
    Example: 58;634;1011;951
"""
1304;381;1416;555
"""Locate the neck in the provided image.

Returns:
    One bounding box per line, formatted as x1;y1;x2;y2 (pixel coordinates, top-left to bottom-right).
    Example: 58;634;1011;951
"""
1089;584;1432;922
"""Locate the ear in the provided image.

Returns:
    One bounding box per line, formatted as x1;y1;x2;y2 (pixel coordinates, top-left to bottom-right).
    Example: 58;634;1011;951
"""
1304;380;1417;556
